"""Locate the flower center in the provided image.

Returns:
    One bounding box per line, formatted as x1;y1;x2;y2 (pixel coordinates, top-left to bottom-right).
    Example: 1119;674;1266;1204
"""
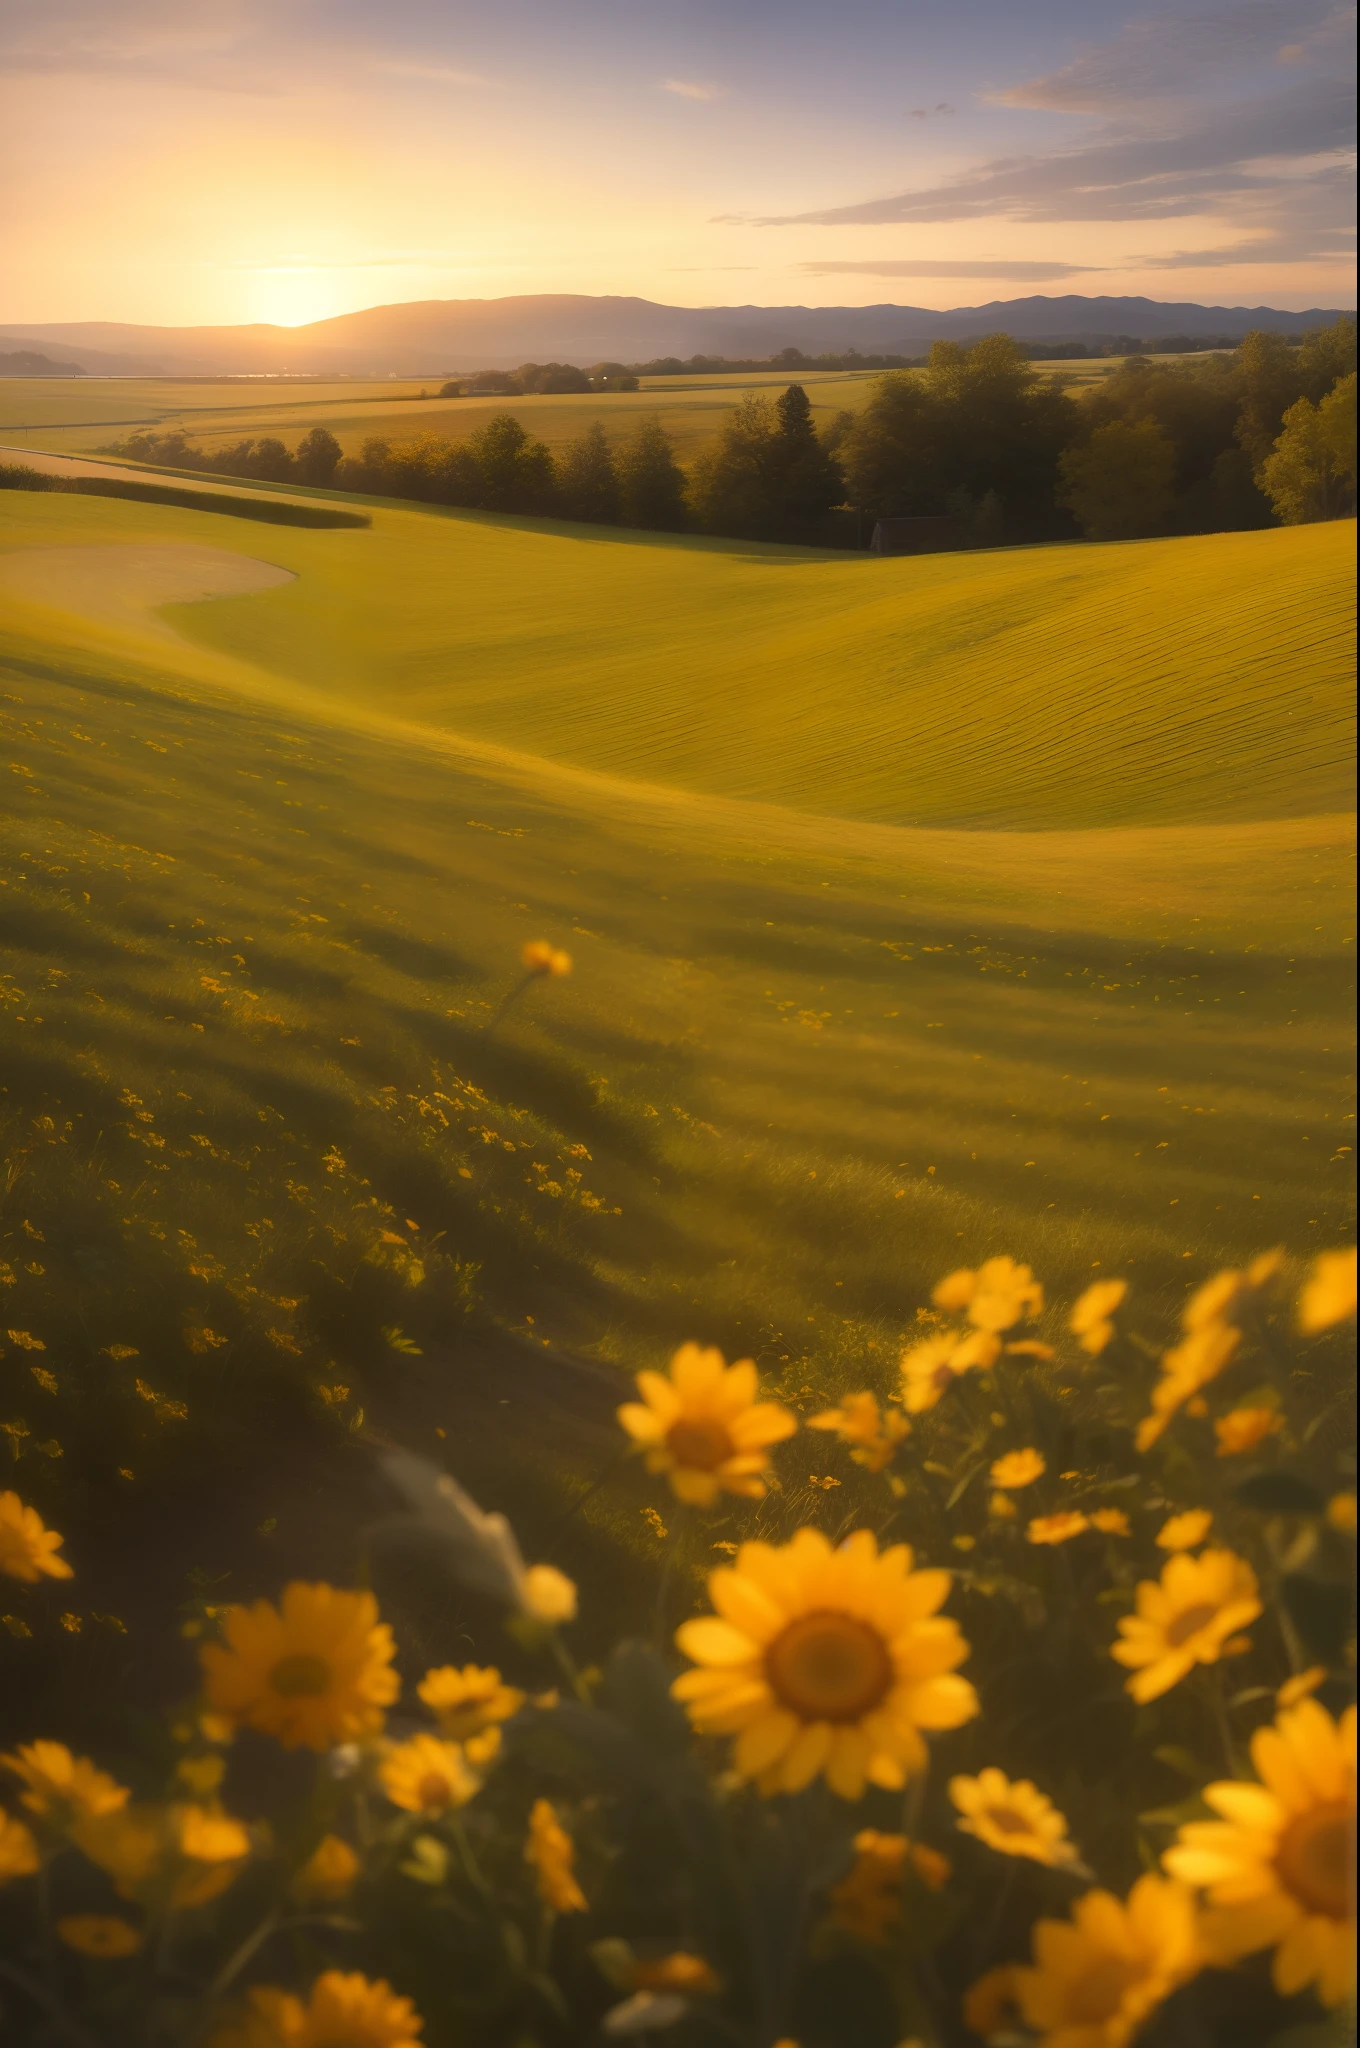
985;1805;1033;1837
1164;1601;1220;1648
1064;1957;1143;2024
269;1654;332;1698
1276;1802;1353;1919
930;1365;955;1394
765;1611;893;1723
666;1417;734;1471
416;1772;454;1810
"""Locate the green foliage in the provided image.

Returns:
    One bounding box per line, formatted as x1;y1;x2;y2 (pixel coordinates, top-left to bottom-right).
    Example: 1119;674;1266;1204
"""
1261;376;1358;525
615;415;688;531
1059;419;1179;541
556;421;621;525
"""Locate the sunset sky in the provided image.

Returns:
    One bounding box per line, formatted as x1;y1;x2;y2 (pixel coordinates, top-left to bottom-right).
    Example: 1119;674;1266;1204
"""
2;0;1354;328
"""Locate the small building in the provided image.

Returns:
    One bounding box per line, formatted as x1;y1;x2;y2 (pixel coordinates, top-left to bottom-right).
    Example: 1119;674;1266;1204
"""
870;516;963;556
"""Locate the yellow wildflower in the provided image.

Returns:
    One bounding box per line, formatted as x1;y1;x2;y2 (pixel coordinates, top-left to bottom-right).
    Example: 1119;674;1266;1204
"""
1277;1667;1327;1709
1214;1408;1281;1457
200;1583;398;1751
1090;1509;1130;1536
899;1329;1000;1413
989;1448;1045;1490
808;1391;910;1472
1297;1247;1357;1333
1014;1874;1201;2048
989;1492;1018;1520
1156;1509;1213;1552
1326;1493;1357;1537
0;1809;39;1881
1135;1320;1241;1451
672;1527;977;1800
933;1256;1043;1332
1112;1548;1262;1702
1;1741;128;1823
949;1769;1080;1867
1027;1513;1089;1546
525;1798;587;1913
522;941;572;978
1165;1700;1354;2008
416;1664;523;1741
1184;1251;1282;1333
1069;1278;1127;1355
617;1343;797;1505
209;1971;424;2048
963;1965;1022;2040
380;1735;479;1814
57;1915;143;1958
830;1831;906;1943
520;1564;577;1625
291;1833;359;1903
632;1953;721;1993
0;1492;73;1583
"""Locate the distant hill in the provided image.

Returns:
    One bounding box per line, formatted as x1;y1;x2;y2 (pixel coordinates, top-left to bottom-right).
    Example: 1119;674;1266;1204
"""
1;293;1350;375
0;346;86;377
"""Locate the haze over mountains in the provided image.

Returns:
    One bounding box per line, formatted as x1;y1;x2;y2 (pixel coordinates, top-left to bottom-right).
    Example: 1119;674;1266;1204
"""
0;293;1350;377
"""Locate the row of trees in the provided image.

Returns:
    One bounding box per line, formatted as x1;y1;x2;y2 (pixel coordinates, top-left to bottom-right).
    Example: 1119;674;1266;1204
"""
438;362;639;396
102;318;1356;547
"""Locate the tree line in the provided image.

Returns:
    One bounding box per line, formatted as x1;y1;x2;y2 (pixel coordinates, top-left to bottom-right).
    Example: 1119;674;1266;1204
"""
101;318;1355;547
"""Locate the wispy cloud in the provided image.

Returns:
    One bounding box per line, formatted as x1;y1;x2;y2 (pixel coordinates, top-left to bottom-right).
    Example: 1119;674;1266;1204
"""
375;60;489;87
798;259;1097;280
661;78;726;101
907;102;955;119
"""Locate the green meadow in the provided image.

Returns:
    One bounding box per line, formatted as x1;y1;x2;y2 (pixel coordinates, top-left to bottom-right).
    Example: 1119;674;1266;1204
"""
0;482;1353;1706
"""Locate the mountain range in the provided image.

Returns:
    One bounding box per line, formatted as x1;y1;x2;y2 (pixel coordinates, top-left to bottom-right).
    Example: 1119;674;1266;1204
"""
0;293;1350;377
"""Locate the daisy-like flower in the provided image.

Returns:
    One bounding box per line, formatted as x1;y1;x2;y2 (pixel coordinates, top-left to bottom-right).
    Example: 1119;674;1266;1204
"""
900;1329;1000;1414
0;1492;74;1583
1;1742;128;1824
379;1735;479;1814
990;1448;1045;1490
1327;1493;1357;1537
830;1831;907;1943
1014;1874;1202;2048
57;1915;142;1958
74;1801;251;1911
525;1798;587;1913
1028;1513;1089;1546
933;1257;1044;1333
1184;1251;1282;1333
1135;1321;1241;1452
416;1664;524;1741
1297;1247;1356;1334
1090;1509;1130;1536
617;1343;797;1506
809;1391;910;1473
1277;1666;1327;1708
1112;1549;1262;1703
1156;1509;1212;1552
522;940;572;978
1164;1699;1355;2008
1213;1408;1281;1457
949;1769;1080;1868
672;1527;978;1800
963;1965;1023;2041
210;1970;424;2048
0;1809;39;1882
520;1564;577;1625
200;1583;399;1752
1069;1279;1127;1356
291;1833;359;1904
631;1953;721;1994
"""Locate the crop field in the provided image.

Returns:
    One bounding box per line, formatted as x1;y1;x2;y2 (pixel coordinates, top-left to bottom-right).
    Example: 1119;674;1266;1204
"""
0;482;1353;1707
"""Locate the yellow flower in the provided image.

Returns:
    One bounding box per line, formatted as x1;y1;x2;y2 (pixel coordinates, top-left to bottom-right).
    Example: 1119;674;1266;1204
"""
416;1664;523;1741
1090;1509;1130;1536
0;1809;39;1881
899;1329;1000;1413
1184;1251;1282;1333
963;1965;1022;2040
1213;1408;1281;1457
1;1741;128;1823
1028;1513;1089;1546
200;1583;399;1752
1112;1549;1262;1703
57;1915;143;1958
1069;1279;1127;1356
829;1830;909;1943
1014;1874;1201;2048
522;940;572;978
989;1448;1045;1490
1277;1667;1327;1709
292;1833;359;1903
1326;1492;1357;1537
1156;1510;1213;1552
617;1343;797;1505
73;1801;250;1910
671;1527;978;1800
632;1952;721;1993
525;1798;587;1913
989;1492;1018;1520
949;1769;1080;1867
380;1735;479;1814
520;1564;577;1625
209;1971;424;2047
933;1257;1044;1332
1297;1247;1356;1333
0;1492;73;1582
808;1391;910;1472
1135;1321;1241;1451
1164;1700;1355;2008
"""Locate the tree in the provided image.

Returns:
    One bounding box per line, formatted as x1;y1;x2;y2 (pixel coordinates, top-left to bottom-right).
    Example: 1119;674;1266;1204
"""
247;437;294;483
295;427;342;485
557;422;622;524
688;393;782;537
1260;373;1357;524
839;374;947;518
1058;419;1178;540
1234;329;1306;469
767;384;843;538
616;416;688;530
1297;315;1357;402
466;414;556;514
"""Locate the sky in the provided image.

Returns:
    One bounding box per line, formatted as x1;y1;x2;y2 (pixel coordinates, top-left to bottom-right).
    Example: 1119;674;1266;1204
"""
1;0;1354;328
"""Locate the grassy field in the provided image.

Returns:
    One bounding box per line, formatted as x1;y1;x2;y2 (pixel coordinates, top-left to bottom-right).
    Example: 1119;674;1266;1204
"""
0;483;1353;1733
0;357;1135;466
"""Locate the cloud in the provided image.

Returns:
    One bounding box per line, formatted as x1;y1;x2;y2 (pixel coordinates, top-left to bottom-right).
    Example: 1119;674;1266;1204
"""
798;259;1096;280
375;60;488;86
907;102;955;119
662;78;726;101
993;0;1350;112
